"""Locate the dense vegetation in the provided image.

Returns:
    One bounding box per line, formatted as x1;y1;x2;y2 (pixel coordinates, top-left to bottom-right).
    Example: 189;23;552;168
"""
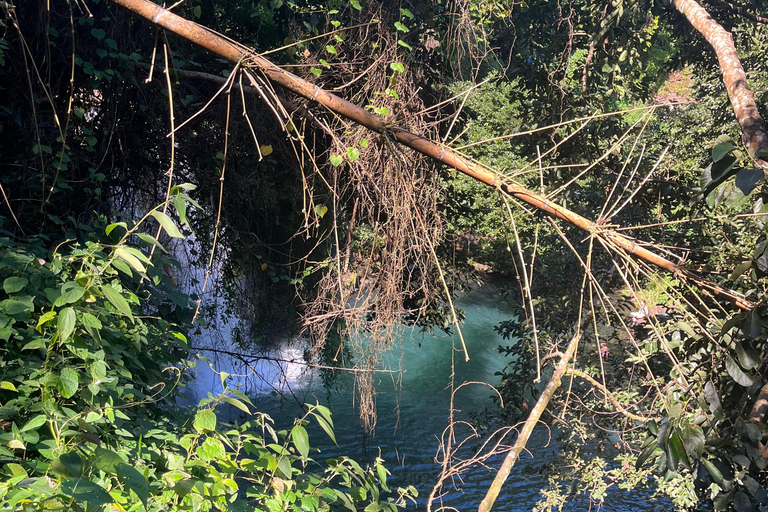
2;0;768;510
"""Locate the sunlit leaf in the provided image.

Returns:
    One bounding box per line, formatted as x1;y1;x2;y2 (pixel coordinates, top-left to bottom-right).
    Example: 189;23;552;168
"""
101;285;133;320
57;307;76;342
60;478;112;505
58;367;78;398
194;409;216;433
291;425;309;459
150;210;184;238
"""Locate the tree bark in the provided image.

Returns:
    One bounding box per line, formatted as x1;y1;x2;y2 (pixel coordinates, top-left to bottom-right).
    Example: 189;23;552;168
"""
105;0;753;311
672;0;768;166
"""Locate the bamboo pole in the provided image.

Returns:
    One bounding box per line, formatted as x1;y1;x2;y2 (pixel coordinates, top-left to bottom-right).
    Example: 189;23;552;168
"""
106;0;753;312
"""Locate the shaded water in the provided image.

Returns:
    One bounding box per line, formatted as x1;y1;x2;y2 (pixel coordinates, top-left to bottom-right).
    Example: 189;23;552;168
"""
190;285;672;511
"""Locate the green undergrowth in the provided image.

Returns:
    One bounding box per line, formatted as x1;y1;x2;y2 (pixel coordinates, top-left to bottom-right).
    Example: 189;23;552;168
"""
0;192;415;511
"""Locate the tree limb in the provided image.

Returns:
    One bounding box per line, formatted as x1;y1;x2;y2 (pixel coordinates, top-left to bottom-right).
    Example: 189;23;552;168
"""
672;0;768;167
105;0;754;312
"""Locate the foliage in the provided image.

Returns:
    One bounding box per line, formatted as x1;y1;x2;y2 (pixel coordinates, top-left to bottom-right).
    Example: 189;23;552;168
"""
0;205;415;511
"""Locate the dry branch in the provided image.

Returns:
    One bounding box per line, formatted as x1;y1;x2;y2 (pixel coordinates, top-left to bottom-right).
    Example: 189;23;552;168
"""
107;0;753;312
672;0;768;166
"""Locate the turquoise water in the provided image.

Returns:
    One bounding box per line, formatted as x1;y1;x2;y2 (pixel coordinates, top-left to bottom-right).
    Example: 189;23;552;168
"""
190;285;671;511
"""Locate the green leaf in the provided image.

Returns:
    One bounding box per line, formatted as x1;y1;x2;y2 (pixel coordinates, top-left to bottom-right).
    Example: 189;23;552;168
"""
636;440;659;468
735;168;763;196
389;62;404;73
726;355;755;386
60;282;85;304
310;67;322;77
397;40;413;51
325;45;337;56
22;338;47;350
36;311;56;332
105;222;127;236
173;478;196;499
735;341;760;370
347;147;360;162
701;458;724;485
703;381;723;417
54;452;82;477
150;210;184;238
221;396;250;415
193;5;201;18
0;381;17;392
57;307;76;342
314;414;336;444
712;141;736;162
60;478;113;505
731;260;752;280
194;409;216;433
394;21;409;33
20;415;46;433
172;195;188;227
93;447;127;475
136;232;166;252
315;204;328;218
58;367;79;398
101;285;133;320
330;154;343;167
1;298;33;315
114;247;146;273
400;8;414;18
291;425;309;459
276;456;292;479
3;277;28;294
111;259;133;277
117;463;148;507
350;0;361;11
678;421;705;459
667;431;690;471
90;28;106;41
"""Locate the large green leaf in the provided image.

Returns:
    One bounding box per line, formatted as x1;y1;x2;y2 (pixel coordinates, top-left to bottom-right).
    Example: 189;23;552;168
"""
3;277;28;294
117;463;148;507
60;282;85;304
193;409;216;433
291;425;310;459
60;478;113;505
93;447;127;475
58;367;79;398
726;356;755;387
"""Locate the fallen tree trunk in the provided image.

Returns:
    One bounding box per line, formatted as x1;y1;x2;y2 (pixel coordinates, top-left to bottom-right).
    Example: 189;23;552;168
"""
107;0;753;311
672;0;768;166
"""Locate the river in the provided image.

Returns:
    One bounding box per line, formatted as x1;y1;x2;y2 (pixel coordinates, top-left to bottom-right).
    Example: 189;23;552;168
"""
189;285;673;511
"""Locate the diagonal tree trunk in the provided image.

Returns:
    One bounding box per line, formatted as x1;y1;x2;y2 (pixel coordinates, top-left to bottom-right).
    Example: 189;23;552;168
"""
672;0;768;166
105;0;753;312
